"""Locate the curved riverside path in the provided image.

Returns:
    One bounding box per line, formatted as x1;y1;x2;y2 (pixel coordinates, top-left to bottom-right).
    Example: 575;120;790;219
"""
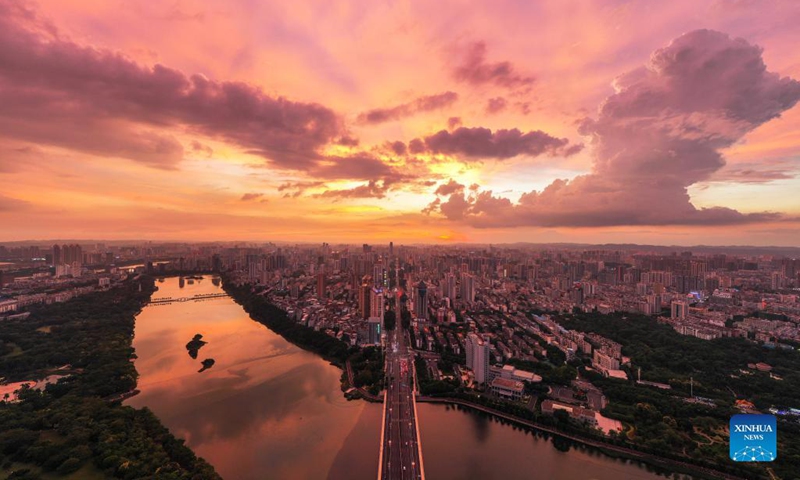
417;397;747;480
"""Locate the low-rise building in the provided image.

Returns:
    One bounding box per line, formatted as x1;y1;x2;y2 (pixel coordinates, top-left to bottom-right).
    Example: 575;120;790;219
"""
490;377;525;401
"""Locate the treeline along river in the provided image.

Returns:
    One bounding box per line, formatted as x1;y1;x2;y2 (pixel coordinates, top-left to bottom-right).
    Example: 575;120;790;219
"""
128;276;671;479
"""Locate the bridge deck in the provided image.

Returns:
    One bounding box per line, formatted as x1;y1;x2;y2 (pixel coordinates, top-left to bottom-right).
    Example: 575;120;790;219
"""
379;327;424;480
149;293;230;304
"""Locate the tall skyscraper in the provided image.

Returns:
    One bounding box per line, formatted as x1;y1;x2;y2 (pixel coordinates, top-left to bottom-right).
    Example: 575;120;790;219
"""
358;282;372;320
373;262;387;289
444;273;457;303
52;244;61;265
460;273;475;304
466;333;489;384
413;281;428;320
370;287;385;321
316;272;326;301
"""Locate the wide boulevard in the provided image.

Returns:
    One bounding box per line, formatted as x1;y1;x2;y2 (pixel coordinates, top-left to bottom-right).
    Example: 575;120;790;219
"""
379;325;424;480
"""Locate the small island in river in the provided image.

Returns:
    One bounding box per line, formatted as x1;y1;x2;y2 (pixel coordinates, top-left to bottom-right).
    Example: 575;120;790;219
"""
186;333;207;359
198;358;215;372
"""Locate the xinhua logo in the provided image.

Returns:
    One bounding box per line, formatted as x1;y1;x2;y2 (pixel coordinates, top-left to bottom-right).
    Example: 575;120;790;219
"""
730;414;777;462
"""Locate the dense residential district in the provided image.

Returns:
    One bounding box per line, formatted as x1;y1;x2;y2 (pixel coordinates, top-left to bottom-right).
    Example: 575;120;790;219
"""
2;241;800;479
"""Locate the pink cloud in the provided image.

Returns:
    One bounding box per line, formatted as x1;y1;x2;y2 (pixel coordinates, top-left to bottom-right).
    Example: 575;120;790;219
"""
240;192;264;201
357;91;459;124
485;97;507;114
413;126;581;160
427;30;800;227
447;117;462;129
434;179;465;196
313;180;390;200
277;181;326;198
453;41;535;90
0;0;344;169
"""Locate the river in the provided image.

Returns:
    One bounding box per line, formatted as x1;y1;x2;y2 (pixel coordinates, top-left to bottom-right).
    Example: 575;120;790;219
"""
127;276;674;480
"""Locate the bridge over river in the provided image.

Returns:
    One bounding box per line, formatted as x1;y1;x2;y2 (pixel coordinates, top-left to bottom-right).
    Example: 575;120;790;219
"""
378;326;425;480
149;293;230;305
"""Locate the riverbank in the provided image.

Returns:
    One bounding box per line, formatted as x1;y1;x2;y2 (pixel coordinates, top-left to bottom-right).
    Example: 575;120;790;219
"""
222;279;351;364
218;276;750;479
0;276;221;478
222;277;387;397
130;273;379;479
419;396;750;480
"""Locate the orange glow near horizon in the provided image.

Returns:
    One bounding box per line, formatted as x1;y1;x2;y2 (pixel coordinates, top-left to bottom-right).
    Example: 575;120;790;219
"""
1;0;800;246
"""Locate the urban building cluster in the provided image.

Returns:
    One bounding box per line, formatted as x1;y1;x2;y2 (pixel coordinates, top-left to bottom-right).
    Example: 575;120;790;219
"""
2;241;799;433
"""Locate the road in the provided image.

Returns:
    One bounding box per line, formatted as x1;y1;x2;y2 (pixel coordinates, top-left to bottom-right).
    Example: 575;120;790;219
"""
379;326;424;480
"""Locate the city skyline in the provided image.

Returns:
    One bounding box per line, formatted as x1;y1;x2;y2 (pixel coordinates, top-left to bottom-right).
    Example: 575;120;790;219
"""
2;0;800;245
2;239;800;478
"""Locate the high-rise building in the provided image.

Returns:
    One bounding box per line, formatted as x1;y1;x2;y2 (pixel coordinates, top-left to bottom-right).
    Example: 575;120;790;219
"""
316;272;326;301
367;318;382;345
358;283;372;320
413;281;428;320
647;294;661;315
373;262;387;288
569;285;584;305
52;244;61;265
60;244;82;266
444;273;457;303
370;288;385;321
671;300;688;319
772;272;784;290
460;273;475;304
466;333;490;384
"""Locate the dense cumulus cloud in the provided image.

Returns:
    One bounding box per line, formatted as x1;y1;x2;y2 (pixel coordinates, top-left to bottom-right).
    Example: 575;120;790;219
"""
412;126;582;160
427;30;800;227
0;0;344;169
453;42;535;89
357;92;459;124
434;179;465;196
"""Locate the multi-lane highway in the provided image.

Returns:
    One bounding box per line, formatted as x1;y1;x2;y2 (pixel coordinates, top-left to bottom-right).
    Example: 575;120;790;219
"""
379;326;424;480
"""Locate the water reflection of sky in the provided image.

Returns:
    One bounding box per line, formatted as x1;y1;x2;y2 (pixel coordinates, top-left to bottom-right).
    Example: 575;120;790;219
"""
126;276;379;480
125;278;662;480
418;404;670;480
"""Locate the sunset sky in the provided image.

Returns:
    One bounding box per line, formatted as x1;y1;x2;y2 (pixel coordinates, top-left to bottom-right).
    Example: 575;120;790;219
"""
2;0;800;245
